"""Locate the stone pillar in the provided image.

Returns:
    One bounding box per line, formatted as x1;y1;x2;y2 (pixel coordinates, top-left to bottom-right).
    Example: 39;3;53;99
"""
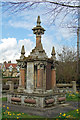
21;96;25;105
20;68;25;88
32;16;45;48
39;97;44;108
17;61;26;92
7;94;12;103
37;68;41;88
43;65;46;92
37;64;44;89
36;97;44;108
7;81;14;91
26;62;34;93
72;81;76;93
36;35;41;48
51;68;56;89
34;66;37;89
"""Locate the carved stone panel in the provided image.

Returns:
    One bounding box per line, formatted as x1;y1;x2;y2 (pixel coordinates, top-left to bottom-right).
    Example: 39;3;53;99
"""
26;62;34;93
17;62;26;68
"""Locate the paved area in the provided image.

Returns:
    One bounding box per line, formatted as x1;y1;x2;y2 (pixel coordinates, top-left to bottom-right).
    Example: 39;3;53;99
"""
2;101;79;118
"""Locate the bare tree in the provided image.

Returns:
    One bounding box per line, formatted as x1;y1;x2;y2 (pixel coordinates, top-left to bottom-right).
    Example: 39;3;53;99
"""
1;0;80;82
56;46;77;83
1;0;80;27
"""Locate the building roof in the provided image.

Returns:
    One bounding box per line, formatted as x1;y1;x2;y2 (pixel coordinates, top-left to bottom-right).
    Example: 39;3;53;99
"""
4;63;17;69
0;63;2;69
0;66;2;69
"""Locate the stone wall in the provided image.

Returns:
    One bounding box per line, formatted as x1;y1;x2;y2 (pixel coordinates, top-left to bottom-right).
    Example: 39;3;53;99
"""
57;81;77;93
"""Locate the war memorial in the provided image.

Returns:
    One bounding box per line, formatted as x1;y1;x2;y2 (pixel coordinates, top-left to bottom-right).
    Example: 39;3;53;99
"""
7;16;66;115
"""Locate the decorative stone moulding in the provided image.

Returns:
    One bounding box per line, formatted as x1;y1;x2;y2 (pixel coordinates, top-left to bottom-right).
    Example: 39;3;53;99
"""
58;97;66;102
21;62;26;68
11;97;21;102
24;99;36;104
37;63;45;69
45;99;55;104
17;61;26;68
17;62;22;68
32;16;45;35
33;29;45;35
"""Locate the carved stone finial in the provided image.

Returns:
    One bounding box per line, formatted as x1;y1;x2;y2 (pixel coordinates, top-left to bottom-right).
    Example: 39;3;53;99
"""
51;46;56;56
20;45;25;59
51;46;56;61
21;45;25;55
37;16;41;26
32;16;45;35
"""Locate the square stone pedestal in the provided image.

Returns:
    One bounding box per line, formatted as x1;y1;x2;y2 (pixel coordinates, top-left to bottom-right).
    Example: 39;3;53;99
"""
7;91;66;108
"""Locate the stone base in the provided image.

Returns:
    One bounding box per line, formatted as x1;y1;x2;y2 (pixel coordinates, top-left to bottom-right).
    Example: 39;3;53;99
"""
17;86;25;93
7;92;66;108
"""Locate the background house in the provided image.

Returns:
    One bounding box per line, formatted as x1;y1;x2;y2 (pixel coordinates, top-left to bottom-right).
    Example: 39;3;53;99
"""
2;61;19;90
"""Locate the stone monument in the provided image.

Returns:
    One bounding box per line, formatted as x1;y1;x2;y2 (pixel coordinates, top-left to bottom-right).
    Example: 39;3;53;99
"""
7;16;66;109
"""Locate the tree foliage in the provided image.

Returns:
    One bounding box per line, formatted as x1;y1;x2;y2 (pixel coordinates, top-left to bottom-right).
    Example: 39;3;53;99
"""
56;47;77;83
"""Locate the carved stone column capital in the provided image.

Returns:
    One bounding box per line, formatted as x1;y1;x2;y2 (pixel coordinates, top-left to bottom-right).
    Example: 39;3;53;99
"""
17;61;26;69
37;63;45;69
51;65;54;70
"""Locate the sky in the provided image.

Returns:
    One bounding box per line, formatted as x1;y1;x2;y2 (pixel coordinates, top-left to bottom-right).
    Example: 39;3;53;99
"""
0;2;77;63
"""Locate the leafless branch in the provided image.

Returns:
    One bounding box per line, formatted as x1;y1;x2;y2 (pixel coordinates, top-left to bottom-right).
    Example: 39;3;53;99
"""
1;0;80;28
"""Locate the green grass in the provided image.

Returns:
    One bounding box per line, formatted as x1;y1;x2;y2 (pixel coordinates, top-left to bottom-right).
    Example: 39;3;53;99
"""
56;109;80;119
66;92;80;101
0;98;1;101
0;97;7;102
0;107;2;120
2;97;7;102
2;107;43;119
2;106;80;119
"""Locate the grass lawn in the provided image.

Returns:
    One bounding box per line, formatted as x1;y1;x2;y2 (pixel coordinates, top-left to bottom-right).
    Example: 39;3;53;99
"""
2;106;43;119
2;97;7;102
0;97;7;102
2;106;80;119
66;91;80;101
56;109;80;119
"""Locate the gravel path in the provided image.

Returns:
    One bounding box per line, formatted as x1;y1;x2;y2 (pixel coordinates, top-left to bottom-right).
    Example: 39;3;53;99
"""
2;101;79;118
